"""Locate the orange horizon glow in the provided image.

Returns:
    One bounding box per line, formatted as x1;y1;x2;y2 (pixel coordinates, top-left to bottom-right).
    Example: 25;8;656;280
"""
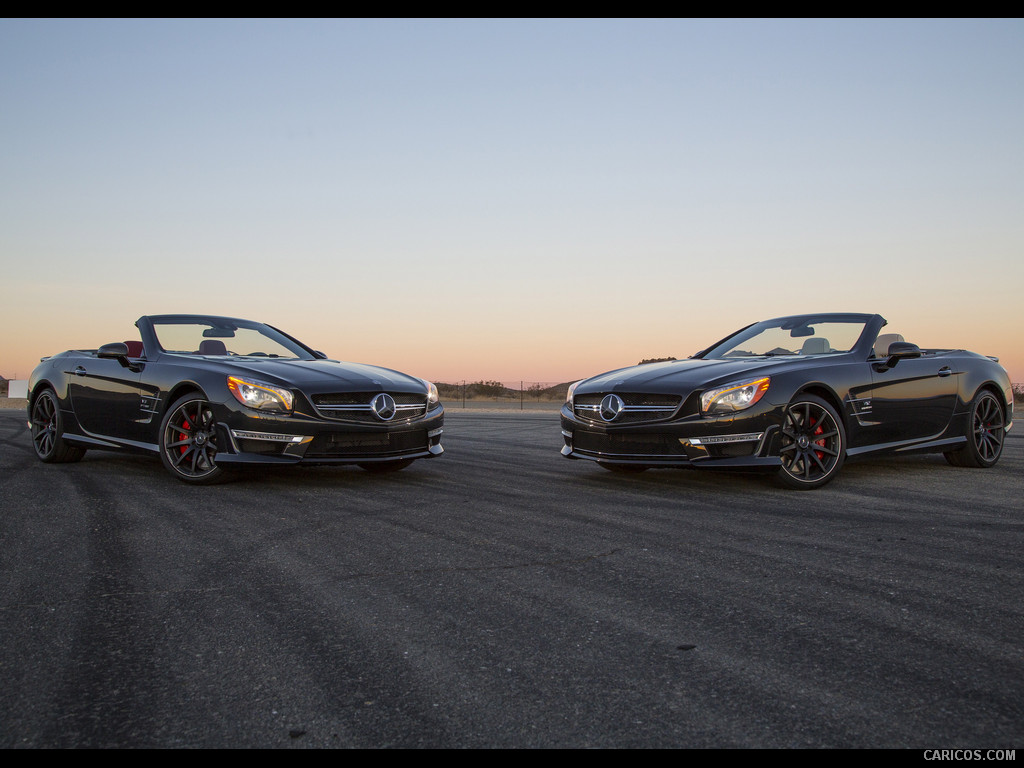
3;312;1022;388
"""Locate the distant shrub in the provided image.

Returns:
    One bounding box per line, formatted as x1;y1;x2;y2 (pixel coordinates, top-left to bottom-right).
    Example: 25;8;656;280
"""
434;381;572;403
1013;383;1023;404
472;380;508;398
435;382;463;400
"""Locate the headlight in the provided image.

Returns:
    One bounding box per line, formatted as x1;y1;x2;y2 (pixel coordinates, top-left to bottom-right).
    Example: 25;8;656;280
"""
425;381;440;407
566;380;583;407
227;375;294;413
700;377;770;415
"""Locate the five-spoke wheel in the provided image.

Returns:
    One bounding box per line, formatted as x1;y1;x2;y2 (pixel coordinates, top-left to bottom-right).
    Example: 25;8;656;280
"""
160;395;225;483
945;390;1005;468
778;394;846;489
30;389;86;463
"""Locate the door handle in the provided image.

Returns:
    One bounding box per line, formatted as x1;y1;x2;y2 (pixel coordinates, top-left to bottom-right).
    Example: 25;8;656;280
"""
938;366;952;377
73;366;87;376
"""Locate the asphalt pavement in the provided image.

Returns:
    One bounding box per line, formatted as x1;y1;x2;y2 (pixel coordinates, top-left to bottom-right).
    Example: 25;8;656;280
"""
1;408;1021;748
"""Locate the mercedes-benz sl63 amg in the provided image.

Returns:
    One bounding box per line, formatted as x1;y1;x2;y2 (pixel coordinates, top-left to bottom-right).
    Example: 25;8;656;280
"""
28;314;444;483
560;313;1012;489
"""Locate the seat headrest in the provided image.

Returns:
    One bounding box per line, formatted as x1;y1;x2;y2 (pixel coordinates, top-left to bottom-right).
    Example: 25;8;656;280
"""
873;333;905;357
198;339;228;355
800;337;830;355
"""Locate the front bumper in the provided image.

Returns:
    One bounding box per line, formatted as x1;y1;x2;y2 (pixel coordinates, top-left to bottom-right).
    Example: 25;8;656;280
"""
559;403;783;470
208;401;445;465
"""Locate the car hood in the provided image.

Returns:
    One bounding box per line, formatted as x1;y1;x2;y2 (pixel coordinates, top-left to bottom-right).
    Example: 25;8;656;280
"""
575;355;834;394
175;355;429;394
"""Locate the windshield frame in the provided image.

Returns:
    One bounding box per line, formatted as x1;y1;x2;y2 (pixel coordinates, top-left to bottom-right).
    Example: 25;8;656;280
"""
698;313;882;361
140;315;320;361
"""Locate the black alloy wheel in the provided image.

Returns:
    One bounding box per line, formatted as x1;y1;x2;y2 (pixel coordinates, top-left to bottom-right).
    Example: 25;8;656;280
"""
30;389;86;463
160;395;225;484
945;390;1005;468
778;394;846;490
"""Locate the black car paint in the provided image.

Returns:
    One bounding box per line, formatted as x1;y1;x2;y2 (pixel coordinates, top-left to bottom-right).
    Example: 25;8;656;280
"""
27;315;444;480
560;313;1013;488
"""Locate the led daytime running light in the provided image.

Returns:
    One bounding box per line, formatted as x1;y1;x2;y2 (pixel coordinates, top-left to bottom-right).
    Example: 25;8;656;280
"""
701;377;770;415
227;376;294;412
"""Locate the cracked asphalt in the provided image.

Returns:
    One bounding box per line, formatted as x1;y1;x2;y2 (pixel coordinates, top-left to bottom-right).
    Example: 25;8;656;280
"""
1;407;1021;748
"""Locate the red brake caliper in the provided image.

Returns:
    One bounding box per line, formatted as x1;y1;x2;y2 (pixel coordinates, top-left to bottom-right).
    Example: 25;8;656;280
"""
813;417;825;460
181;416;190;455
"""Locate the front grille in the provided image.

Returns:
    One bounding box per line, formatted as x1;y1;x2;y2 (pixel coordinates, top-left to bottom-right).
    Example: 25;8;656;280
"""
305;430;428;458
572;430;685;457
311;392;427;423
574;392;683;424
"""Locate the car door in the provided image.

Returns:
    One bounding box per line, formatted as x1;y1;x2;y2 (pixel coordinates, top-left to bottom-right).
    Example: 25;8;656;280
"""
66;356;145;442
868;356;959;444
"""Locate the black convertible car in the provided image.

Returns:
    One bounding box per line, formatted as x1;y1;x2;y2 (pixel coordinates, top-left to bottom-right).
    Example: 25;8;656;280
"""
27;314;444;483
560;313;1013;489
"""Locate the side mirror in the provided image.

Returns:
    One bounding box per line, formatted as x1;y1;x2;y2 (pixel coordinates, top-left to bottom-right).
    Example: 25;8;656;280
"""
98;342;129;360
98;342;140;371
880;341;922;369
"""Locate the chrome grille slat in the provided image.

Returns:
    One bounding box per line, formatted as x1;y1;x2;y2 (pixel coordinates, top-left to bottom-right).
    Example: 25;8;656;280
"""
310;392;428;423
574;392;683;425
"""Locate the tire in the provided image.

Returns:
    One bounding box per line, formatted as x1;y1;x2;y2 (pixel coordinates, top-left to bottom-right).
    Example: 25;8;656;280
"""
159;395;226;484
30;389;86;463
358;459;415;473
944;390;1005;468
777;394;846;490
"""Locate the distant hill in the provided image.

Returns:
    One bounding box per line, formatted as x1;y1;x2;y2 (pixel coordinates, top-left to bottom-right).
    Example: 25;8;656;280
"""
435;362;685;402
436;381;573;402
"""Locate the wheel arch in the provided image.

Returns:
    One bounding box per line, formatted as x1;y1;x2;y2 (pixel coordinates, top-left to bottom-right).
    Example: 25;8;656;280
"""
956;357;1013;415
160;383;209;418
975;381;1009;413
29;378;63;409
789;383;847;431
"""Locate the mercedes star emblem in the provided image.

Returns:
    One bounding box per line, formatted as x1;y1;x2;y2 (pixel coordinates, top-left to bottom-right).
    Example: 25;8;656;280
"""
599;394;625;422
370;393;397;421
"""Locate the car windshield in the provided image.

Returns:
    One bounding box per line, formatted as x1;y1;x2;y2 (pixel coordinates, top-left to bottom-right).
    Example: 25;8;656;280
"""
703;317;869;359
151;318;314;360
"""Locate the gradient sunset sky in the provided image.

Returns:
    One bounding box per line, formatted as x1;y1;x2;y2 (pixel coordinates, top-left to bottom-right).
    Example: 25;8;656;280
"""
2;18;1022;385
